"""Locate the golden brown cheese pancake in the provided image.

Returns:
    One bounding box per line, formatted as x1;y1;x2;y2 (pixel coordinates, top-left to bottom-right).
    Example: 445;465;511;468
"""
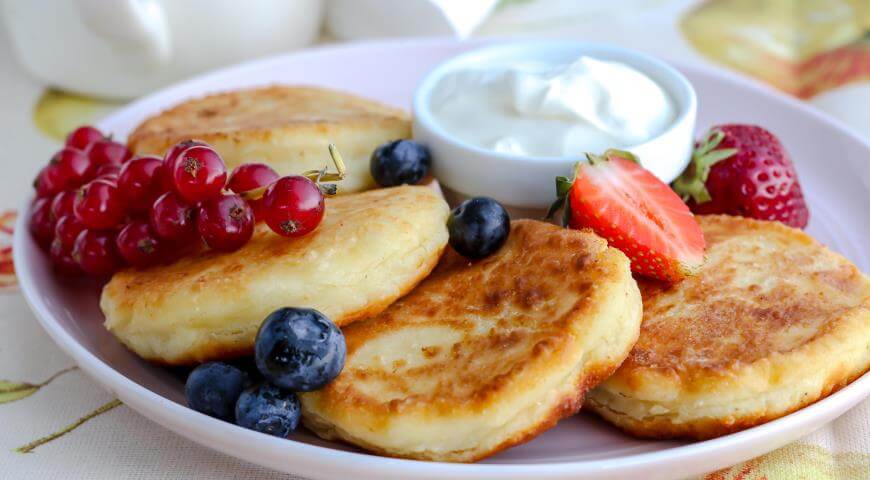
299;220;642;462
101;186;448;365
586;215;870;440
127;86;410;193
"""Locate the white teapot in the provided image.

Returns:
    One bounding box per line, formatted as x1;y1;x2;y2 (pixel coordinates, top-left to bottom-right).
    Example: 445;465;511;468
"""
2;0;324;99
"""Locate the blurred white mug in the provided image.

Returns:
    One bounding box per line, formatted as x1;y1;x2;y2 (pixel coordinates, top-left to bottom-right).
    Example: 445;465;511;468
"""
2;0;324;99
326;0;497;40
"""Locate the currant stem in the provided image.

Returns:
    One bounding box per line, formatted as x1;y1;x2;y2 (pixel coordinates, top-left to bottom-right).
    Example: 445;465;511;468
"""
329;144;347;177
238;185;268;201
240;144;348;202
303;144;347;182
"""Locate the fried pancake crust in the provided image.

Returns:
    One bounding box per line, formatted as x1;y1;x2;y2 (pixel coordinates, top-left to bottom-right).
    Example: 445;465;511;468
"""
587;215;870;439
101;186;448;365
127;85;410;193
300;220;642;462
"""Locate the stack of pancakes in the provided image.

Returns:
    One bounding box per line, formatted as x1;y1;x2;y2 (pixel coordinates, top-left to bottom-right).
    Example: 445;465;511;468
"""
101;86;870;462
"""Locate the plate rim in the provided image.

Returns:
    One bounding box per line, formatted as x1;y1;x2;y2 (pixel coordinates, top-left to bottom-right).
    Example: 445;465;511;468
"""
13;37;870;479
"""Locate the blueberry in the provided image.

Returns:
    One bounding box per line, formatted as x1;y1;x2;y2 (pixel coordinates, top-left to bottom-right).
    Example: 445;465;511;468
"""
235;383;301;437
229;356;262;381
447;197;510;259
370;139;431;187
254;307;346;391
185;362;250;421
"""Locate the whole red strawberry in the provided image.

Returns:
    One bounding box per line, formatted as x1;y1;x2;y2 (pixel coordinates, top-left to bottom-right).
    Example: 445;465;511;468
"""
672;124;809;228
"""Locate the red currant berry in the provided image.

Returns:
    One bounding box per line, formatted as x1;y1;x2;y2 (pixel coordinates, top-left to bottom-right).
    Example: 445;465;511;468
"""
35;148;91;197
261;176;324;237
163;139;207;167
163;140;207;184
53;147;95;187
162;140;207;194
116;221;164;267
95;163;121;179
49;238;80;275
33;167;49;197
29;197;55;250
155;163;174;192
171;146;227;203
35;163;72;198
227;163;279;219
65;126;104;151
73;229;123;276
54;215;86;250
150;191;196;241
74;179;126;229
118;155;166;213
86;139;132;166
228;163;279;193
49;190;76;223
197;194;254;252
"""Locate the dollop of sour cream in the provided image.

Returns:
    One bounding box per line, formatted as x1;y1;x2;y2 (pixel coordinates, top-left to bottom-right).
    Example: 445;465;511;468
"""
429;56;676;157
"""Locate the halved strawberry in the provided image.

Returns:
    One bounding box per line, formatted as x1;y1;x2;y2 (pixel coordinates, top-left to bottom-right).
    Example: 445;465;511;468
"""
549;150;705;282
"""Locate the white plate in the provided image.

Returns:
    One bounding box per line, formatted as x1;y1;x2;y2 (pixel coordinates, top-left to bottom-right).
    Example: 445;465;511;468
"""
13;38;870;480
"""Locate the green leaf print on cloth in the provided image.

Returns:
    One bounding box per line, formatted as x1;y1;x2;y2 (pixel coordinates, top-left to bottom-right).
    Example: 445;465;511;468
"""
15;399;123;454
1;366;125;454
705;442;870;480
0;366;76;405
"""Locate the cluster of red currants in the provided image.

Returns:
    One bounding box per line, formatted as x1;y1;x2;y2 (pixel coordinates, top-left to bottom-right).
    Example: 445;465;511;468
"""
30;125;329;277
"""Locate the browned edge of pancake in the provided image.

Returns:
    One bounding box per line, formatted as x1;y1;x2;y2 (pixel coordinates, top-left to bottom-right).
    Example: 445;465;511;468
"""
588;364;870;440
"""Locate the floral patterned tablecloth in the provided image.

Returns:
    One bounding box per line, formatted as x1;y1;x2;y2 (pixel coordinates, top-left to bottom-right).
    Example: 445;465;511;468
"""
1;1;868;479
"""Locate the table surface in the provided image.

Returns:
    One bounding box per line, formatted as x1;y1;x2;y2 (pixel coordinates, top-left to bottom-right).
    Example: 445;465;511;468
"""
1;1;868;479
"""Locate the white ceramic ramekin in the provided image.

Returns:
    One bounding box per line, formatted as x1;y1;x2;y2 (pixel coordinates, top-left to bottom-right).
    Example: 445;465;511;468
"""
412;41;697;209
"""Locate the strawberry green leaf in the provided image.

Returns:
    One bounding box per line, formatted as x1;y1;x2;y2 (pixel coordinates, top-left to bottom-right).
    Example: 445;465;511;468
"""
547;175;573;220
561;197;573;227
604;149;640;164
672;129;737;204
554;175;572;198
545;198;564;220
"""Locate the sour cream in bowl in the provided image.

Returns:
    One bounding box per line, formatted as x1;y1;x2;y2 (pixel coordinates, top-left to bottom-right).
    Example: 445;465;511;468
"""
413;42;697;210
